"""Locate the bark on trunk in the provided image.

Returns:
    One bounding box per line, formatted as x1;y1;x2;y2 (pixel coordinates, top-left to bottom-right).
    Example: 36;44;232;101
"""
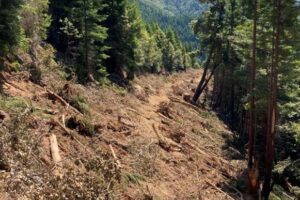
192;43;215;103
262;0;281;198
193;64;219;103
248;0;257;170
213;65;225;110
83;0;94;82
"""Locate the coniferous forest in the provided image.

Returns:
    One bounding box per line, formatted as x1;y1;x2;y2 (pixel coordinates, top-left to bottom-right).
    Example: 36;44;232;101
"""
0;0;300;199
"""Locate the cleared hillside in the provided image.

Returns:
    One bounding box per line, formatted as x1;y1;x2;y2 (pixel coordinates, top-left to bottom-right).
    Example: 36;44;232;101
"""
0;61;246;199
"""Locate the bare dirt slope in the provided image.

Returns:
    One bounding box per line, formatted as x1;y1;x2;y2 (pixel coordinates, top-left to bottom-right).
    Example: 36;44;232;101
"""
0;68;246;200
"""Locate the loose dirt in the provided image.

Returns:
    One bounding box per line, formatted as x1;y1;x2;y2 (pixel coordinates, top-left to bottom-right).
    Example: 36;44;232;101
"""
0;69;247;200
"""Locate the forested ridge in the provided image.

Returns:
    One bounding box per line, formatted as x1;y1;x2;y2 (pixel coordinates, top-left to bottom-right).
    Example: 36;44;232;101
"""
0;0;300;199
138;0;206;48
1;0;197;83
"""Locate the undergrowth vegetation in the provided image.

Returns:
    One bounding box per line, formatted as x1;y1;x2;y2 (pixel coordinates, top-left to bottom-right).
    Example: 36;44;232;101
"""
0;96;28;113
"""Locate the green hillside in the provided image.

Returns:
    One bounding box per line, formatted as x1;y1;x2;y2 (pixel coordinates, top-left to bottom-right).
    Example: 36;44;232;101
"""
138;0;206;48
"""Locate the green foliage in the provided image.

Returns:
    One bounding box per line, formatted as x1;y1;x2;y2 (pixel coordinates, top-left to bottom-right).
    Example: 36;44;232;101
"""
101;0;194;80
291;123;300;142
20;0;52;43
8;112;31;151
19;28;30;52
49;0;109;82
194;0;300;197
138;0;206;48
123;172;145;185
69;94;90;115
11;61;22;72
0;96;28;113
110;83;127;97
72;0;109;81
0;0;23;54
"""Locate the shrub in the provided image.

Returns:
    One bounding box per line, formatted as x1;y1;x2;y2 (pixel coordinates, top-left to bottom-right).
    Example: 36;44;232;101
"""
0;96;28;113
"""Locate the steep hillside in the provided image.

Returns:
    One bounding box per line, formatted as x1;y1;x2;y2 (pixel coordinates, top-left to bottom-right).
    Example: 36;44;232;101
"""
139;0;204;16
0;63;246;199
138;0;206;47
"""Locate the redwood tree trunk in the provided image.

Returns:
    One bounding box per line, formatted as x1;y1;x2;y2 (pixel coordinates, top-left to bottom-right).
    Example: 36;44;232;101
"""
248;0;257;170
262;0;281;198
213;65;225;109
248;0;258;196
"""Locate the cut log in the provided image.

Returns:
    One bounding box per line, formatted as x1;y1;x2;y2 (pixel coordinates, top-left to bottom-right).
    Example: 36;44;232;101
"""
109;144;122;169
50;134;62;166
152;123;182;152
61;114;66;127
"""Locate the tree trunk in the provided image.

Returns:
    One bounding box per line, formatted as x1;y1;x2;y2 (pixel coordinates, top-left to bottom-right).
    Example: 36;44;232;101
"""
248;0;258;196
248;0;257;170
83;0;94;82
195;63;219;101
213;65;225;109
192;43;215;103
262;0;281;198
230;67;235;126
229;0;236;126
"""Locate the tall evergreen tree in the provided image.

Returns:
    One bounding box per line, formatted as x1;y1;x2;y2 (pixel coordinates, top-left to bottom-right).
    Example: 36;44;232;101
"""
192;0;226;103
20;0;52;44
48;0;108;82
0;0;23;54
195;0;300;198
73;0;108;81
103;0;127;79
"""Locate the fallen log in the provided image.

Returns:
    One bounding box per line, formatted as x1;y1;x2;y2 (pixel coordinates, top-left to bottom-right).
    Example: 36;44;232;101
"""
126;107;151;120
169;97;201;113
50;134;62;166
152;123;182;152
49;119;86;149
50;136;61;165
109;144;122;169
46;89;83;115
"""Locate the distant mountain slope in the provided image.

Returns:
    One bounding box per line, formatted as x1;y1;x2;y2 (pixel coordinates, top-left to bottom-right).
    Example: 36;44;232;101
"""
139;0;203;16
138;0;206;48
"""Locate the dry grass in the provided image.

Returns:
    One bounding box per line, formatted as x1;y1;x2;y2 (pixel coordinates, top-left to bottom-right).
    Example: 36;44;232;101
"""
0;67;247;200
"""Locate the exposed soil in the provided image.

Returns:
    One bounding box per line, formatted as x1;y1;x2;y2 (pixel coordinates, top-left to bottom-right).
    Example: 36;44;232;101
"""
0;69;247;200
